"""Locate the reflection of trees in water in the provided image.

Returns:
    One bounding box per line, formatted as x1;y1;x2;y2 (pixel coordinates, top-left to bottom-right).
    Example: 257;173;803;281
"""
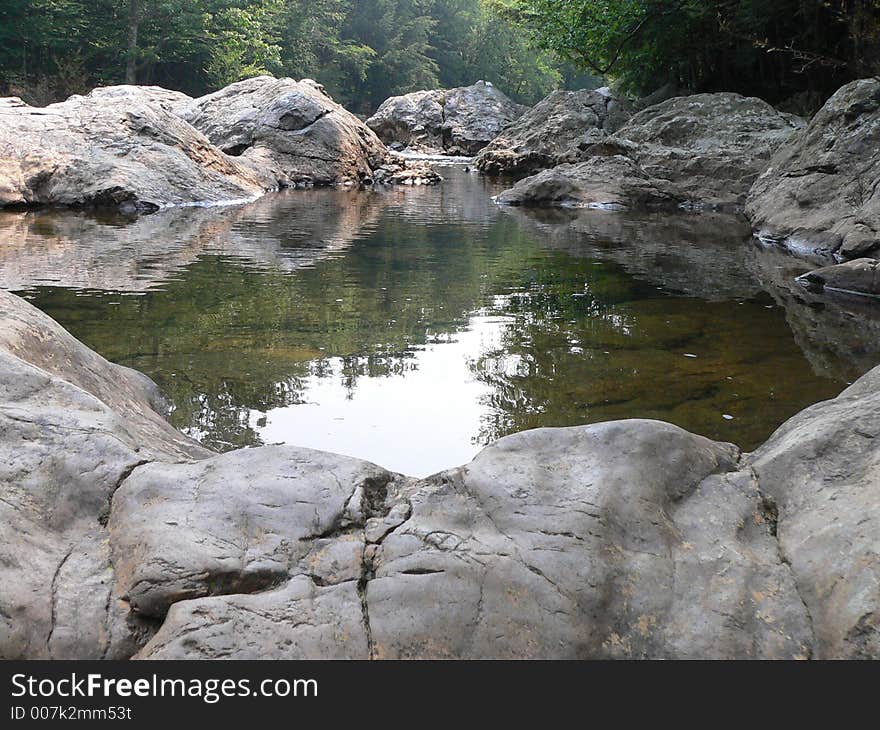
467;250;848;451
17;195;537;450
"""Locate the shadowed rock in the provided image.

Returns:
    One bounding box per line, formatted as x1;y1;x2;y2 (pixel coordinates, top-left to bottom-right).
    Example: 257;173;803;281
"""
495;92;803;210
797;258;880;298
747;78;880;261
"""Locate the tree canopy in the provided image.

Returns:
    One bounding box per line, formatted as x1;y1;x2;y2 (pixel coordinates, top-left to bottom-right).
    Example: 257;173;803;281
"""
1;1;876;113
0;0;593;111
498;0;880;108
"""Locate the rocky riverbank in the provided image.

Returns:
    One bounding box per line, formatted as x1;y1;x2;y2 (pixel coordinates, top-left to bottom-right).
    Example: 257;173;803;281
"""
1;289;877;659
0;77;440;214
485;79;880;302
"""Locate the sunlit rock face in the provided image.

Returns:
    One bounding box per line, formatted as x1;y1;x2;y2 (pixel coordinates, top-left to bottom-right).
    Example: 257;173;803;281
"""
476;88;632;176
0;86;265;212
495;92;803;210
1;290;878;659
366;81;527;156
179;76;390;188
747;78;880;261
0;78;440;214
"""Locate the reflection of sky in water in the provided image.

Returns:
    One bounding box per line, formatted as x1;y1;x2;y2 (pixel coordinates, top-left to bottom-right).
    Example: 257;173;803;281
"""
2;167;876;475
256;309;512;476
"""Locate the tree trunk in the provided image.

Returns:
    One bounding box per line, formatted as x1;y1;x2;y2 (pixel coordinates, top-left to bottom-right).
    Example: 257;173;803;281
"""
126;0;140;84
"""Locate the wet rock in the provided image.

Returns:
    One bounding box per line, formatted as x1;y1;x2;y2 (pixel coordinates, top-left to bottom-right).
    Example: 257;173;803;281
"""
366;81;527;156
747;78;880;260
475;88;631;176
179;76;389;188
496;92;802;210
797;258;880;298
494;155;678;210
0;87;265;212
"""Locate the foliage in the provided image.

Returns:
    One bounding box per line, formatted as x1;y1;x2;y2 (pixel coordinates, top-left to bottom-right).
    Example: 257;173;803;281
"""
0;0;583;109
498;0;880;105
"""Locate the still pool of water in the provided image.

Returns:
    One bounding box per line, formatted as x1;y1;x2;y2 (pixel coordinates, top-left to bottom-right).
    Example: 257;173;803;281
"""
1;167;874;476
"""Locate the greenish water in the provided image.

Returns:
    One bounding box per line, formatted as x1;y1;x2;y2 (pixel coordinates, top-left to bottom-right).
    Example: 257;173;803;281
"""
0;167;870;476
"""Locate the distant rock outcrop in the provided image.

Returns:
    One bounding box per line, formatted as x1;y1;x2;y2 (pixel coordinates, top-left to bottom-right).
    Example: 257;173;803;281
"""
366;81;527;156
475;88;631;176
495;92;803;210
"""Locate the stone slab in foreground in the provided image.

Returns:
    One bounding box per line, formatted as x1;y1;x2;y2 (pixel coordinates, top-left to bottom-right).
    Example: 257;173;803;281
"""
0;290;877;659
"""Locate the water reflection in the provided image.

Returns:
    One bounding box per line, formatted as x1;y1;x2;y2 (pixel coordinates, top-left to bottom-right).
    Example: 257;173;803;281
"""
1;168;874;475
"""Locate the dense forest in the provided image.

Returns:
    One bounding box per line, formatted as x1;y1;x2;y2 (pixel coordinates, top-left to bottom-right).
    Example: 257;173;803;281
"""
502;0;880;109
1;1;878;113
0;0;596;112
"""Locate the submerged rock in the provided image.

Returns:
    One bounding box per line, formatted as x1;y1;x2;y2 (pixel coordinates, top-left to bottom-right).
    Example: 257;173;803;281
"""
747;78;880;261
1;290;878;659
496;92;802;210
179;76;389;188
797;258;880;298
475;88;631;176
366;81;527;156
0;87;265;212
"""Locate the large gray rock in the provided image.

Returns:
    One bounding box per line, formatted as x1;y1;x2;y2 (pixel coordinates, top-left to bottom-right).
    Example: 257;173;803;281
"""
366;81;527;156
0;86;265;212
494;155;678;210
747;78;880;260
179;76;390;188
496;92;803;209
0;290;209;659
475;88;631;176
748;373;880;659
2;289;878;659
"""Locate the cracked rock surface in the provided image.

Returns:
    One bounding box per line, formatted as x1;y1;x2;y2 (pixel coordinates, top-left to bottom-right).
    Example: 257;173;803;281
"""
747;78;880;261
0;290;877;659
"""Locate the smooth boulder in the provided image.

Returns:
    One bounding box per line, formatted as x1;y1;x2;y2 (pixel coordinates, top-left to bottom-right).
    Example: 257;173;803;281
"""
366;81;526;156
0;86;265;212
747;78;880;260
179;76;389;188
475;88;631;176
